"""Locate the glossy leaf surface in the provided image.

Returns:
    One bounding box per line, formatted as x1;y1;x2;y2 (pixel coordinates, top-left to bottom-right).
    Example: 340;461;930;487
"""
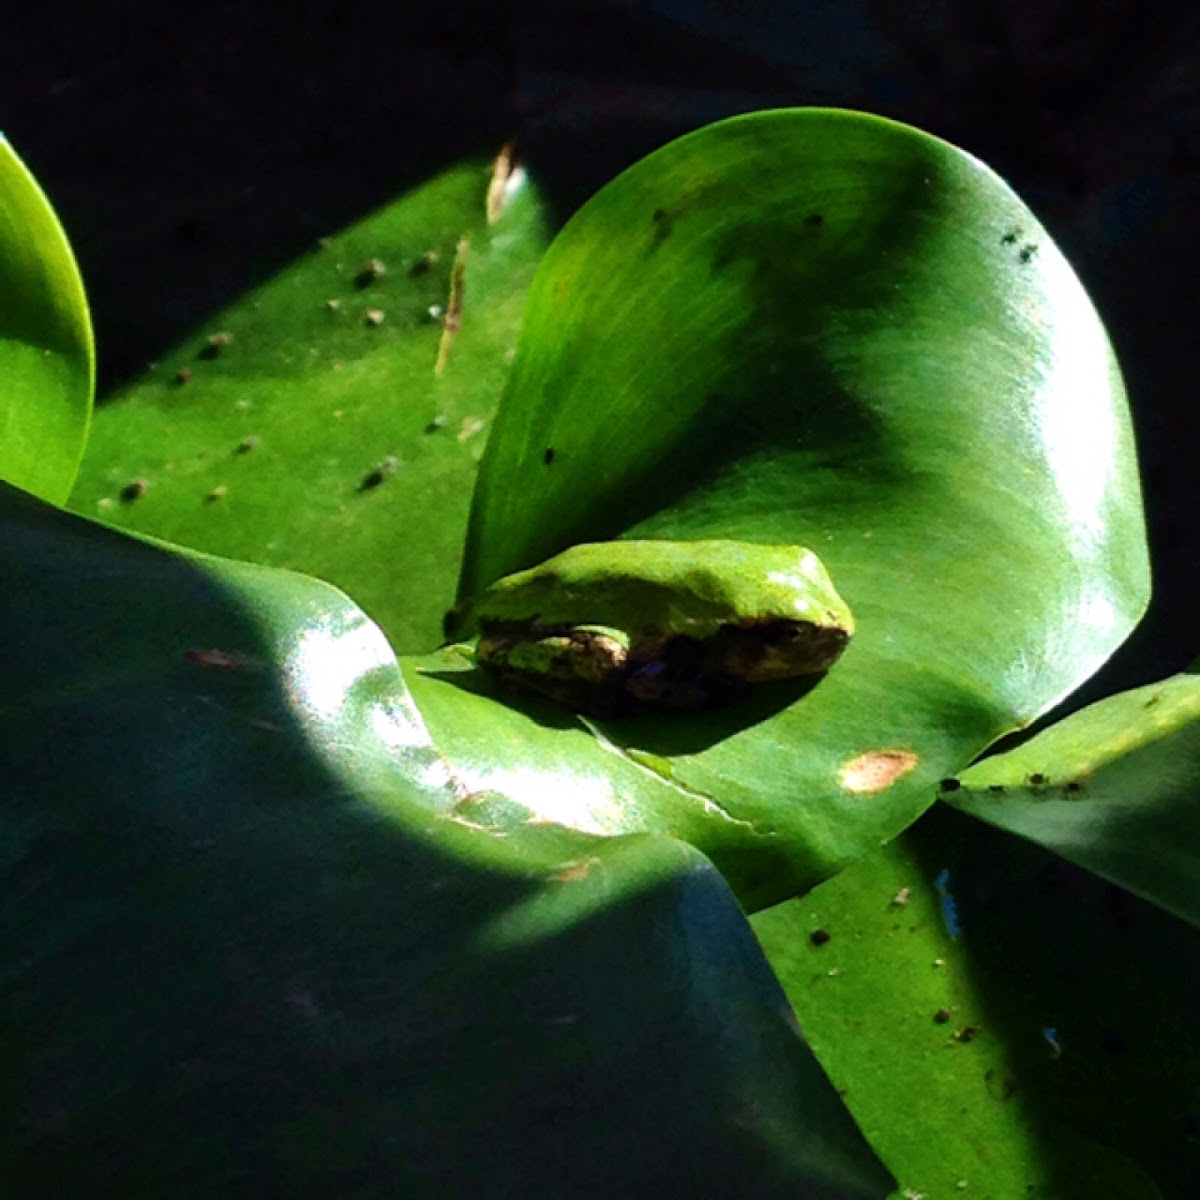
0;137;93;501
753;806;1199;1199
949;673;1200;929
69;158;548;650
423;109;1148;908
0;482;889;1198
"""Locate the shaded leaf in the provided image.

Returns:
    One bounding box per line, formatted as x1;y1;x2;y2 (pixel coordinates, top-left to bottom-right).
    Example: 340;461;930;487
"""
0;482;889;1198
948;673;1200;929
753;806;1197;1199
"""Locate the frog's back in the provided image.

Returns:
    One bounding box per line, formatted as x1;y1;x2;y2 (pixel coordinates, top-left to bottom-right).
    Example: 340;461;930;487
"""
475;539;849;639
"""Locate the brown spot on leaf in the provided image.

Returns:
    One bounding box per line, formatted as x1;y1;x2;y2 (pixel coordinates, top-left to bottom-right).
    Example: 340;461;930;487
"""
184;648;259;671
434;238;469;375
547;857;600;883
840;749;919;794
486;141;519;223
201;330;233;358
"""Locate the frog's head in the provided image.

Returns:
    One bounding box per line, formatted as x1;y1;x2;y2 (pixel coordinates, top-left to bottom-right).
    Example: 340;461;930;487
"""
705;617;852;683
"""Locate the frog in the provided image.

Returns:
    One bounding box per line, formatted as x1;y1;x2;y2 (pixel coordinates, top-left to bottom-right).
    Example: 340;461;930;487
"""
464;539;854;715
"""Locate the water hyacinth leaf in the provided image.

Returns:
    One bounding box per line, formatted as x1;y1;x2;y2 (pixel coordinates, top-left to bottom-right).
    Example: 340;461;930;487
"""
0;482;890;1198
752;807;1196;1198
420;109;1148;907
69;155;549;650
0;137;93;501
948;673;1200;929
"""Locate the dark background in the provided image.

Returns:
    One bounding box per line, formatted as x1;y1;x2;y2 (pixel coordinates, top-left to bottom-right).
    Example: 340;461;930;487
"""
3;0;1196;697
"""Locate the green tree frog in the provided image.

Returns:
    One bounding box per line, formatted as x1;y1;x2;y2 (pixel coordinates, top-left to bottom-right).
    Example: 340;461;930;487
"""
468;539;854;714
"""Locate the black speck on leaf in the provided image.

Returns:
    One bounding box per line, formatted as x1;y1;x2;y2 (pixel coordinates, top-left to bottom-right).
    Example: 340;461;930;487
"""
1019;244;1038;263
934;1007;952;1024
355;258;386;288
543;447;556;465
175;367;192;385
409;249;439;276
236;435;260;455
805;212;824;228
1001;230;1019;245
988;784;1005;795
1065;781;1084;795
121;478;150;502
939;777;961;792
359;455;399;492
809;928;831;947
1028;772;1046;787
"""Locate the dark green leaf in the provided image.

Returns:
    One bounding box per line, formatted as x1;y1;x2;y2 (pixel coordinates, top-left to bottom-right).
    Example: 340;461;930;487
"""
948;674;1200;928
0;482;889;1198
753;807;1197;1198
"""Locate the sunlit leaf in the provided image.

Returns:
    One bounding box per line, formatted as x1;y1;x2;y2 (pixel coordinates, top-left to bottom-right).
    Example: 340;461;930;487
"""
0;137;93;501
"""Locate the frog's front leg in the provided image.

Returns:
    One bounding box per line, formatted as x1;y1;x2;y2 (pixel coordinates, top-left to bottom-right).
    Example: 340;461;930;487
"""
477;625;631;713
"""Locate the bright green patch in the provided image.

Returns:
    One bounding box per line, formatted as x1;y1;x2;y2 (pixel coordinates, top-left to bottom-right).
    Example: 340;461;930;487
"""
69;160;549;650
0;138;93;502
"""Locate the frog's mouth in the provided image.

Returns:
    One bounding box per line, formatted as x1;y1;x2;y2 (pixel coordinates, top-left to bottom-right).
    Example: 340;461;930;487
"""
702;619;852;683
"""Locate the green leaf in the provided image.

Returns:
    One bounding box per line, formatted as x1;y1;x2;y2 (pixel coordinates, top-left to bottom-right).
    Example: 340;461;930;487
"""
946;674;1200;929
752;806;1198;1199
68;157;549;651
421;109;1149;908
0;481;890;1198
0;137;94;502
